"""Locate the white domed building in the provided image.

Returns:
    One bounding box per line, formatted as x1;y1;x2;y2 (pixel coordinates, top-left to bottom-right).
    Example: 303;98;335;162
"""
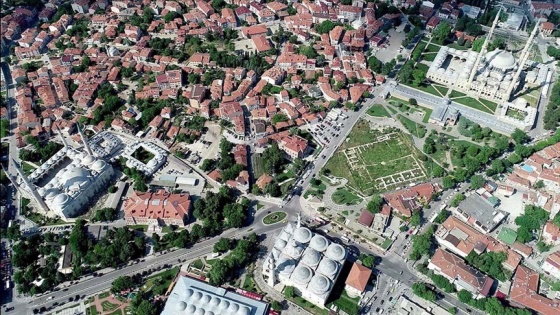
262;220;347;308
15;130;114;221
121;141;167;176
161;276;269;315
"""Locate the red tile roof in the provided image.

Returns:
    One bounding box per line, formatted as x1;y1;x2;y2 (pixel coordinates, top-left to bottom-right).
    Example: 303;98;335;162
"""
345;263;372;292
510;266;560;315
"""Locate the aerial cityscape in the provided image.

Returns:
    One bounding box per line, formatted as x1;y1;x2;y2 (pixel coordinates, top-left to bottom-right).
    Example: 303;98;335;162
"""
1;0;560;315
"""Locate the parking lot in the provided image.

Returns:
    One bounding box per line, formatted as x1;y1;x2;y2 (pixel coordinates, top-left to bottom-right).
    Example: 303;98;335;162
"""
309;109;349;147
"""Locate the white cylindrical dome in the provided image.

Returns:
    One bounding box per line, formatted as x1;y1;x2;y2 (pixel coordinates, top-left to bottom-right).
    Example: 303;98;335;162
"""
277;255;295;275
210;297;220;308
219;300;230;310
325;244;346;261
201;294;210;304
309;235;329;252
301;248;321;268
274;239;287;250
228;303;239;313
318;258;339;278
82;155;95;165
293;227;312;244
291;265;313;285
309;275;332;295
53;193;70;206
175;301;187;311
186;304;196;314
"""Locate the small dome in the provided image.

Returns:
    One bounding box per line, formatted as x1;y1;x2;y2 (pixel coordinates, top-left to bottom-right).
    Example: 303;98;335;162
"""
193;291;202;301
176;301;187;311
41;164;49;170
301;248;321;267
186;305;196;314
293;227;312;244
44;189;58;200
147;159;157;167
238;307;250;315
53;193;70;206
201;294;211;304
514;98;528;107
277;255;296;275
185;289;194;298
309;275;332;295
278;230;291;241
195;308;205;315
326;244;346;261
291;265;313;285
228;303;239;313
310;235;329;252
318;258;339;278
82;155;95;165
205;311;214;315
274;239;287;250
284;241;304;259
219;300;230;310
60;167;90;188
210;297;220;307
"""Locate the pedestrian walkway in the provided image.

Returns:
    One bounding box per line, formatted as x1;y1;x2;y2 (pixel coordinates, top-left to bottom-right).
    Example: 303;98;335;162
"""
89;293;130;315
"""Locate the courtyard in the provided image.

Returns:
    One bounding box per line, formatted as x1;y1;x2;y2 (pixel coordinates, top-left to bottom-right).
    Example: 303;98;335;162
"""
324;120;428;195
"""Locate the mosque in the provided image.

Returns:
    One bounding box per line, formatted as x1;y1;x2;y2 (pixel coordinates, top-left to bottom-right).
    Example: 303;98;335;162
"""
14;126;114;220
262;216;347;308
425;9;547;130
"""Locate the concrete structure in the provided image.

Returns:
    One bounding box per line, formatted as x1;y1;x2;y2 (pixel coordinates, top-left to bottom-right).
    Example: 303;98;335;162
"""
161;276;270;315
262;217;347;308
455;193;507;234
88;131;122;158
15;131;114;220
122;141;167;176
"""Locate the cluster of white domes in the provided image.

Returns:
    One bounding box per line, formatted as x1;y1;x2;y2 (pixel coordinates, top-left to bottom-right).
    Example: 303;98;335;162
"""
122;141;167;176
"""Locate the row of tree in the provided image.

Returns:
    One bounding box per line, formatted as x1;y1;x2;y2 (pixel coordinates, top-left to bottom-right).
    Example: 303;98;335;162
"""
207;233;259;285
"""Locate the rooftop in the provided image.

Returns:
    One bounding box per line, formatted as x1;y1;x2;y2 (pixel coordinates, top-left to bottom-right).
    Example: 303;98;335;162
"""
457;193;506;233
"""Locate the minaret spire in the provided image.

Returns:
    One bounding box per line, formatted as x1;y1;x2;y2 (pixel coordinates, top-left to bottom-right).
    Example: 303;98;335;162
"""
77;124;93;156
297;211;301;229
504;21;541;101
56;126;68;148
466;7;502;88
12;159;50;213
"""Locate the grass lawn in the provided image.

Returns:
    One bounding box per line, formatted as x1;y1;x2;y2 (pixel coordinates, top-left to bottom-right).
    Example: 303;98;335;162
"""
453;97;494;114
332;189;361;205
421;53;436;62
412;41;427;57
324;120;427;195
242;276;256;291
331;291;360;315
256;203;264;211
124;306;131;315
311;179;327;191
449;90;466;98
421;107;433;123
143;267;179;294
128;225;147;232
161;226;174;233
406;82;444;97
251;154;266;178
86;306;98;315
386;105;398;115
433;85;449;96
291;296;329;315
22;162;37;175
380;238;393;250
397;115;427;138
416;63;429;73
425;44;441;53
367;104;391;117
447;42;468;50
206;258;217;266
191;259;204;270
263;212;287;225
479;98;498;112
101;301;118;312
108;309;123;315
98;292;111;299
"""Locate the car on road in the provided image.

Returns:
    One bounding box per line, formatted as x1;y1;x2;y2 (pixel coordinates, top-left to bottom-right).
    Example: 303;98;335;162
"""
380;300;384;305
321;155;326;159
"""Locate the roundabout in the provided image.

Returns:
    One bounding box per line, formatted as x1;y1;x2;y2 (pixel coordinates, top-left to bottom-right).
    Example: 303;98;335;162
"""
262;212;287;225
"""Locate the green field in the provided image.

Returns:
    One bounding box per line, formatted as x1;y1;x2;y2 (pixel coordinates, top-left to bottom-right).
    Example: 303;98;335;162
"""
425;44;441;53
453;96;495;114
86;306;98;315
324;120;427;195
422;53;437;62
263;212;287;225
332;189;361;205
421;107;433;123
251;154;265;178
367;104;391;117
101;301;118;312
397;115;427;138
22;162;37;175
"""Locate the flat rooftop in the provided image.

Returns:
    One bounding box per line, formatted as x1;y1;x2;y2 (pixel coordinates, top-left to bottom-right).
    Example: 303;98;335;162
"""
457;193;507;232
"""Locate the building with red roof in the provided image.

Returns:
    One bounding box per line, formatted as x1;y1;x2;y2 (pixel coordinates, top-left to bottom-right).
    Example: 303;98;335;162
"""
124;189;191;227
345;262;372;297
510;266;560;315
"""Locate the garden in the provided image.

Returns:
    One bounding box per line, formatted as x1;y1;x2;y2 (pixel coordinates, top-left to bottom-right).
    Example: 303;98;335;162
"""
263;212;287;225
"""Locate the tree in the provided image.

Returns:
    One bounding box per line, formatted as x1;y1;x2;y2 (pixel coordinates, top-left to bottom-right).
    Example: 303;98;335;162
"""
315;20;338;34
271;301;282;311
442;176;456;189
111;276;135;293
412;68;427;86
135;300;158;315
472;38;485;52
469;175;485;190
457;290;473;304
284;286;295;298
213;238;232;253
432;21;451;44
359;254;377;268
368;56;383;73
410;211;422;227
409;98;417;106
534;180;545;189
412;283;436;301
366;195;383;214
272;113;288;124
430;274;455;293
409;226;435;260
511;128;530;144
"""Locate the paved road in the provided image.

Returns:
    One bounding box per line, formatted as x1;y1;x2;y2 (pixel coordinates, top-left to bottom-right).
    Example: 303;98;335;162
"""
8;208;291;315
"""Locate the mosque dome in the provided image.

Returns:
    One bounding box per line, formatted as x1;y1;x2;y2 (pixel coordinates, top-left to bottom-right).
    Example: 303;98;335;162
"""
185;289;194;298
219;300;230;310
318;258;339;278
194;308;205;315
277;255;296;275
228;303;239;313
201;294;211;304
514;98;528;107
309;235;329;252
291;265;313;285
44;189;58;200
293;227;312;244
486;50;516;71
205;311;214;315
274;239;287;250
147;159;157;167
325;244;346;261
284;240;304;258
60;167;90;188
175;301;187;311
193;291;202;301
309;275;332;295
53;193;70;206
301;248;321;268
210;297;220;308
238;307;250;315
82;155;95;165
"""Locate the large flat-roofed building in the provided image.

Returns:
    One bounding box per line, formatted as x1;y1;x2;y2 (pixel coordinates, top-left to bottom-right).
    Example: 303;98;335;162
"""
262;220;347;308
161;276;270;315
455;193;507;234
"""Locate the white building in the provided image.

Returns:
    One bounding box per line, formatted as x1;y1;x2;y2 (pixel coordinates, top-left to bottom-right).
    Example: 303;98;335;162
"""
18;131;114;220
543;251;560;280
88;131;122;158
122;141;167;176
162;276;270;315
262;219;347;308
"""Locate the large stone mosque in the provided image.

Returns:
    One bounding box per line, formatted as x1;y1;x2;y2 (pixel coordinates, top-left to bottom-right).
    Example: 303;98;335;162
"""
14;126;114;220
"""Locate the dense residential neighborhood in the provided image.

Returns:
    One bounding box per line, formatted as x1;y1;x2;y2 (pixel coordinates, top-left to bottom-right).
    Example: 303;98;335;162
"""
1;0;560;315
